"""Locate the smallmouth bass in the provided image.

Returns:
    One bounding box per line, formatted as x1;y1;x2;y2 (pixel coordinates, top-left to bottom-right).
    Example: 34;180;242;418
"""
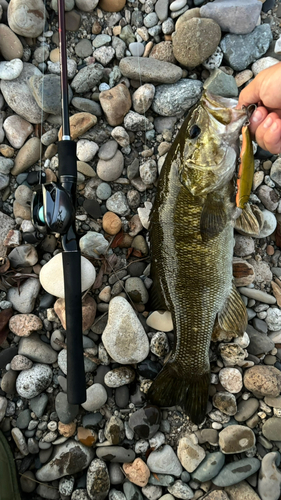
147;92;248;424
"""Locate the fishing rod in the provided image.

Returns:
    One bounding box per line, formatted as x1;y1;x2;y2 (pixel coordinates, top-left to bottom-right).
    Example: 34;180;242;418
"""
31;0;86;405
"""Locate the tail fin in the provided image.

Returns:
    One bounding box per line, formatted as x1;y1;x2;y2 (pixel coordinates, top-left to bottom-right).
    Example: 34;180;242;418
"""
147;362;210;425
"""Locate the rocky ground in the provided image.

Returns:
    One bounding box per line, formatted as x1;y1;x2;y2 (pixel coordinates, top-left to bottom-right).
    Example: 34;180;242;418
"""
1;0;281;499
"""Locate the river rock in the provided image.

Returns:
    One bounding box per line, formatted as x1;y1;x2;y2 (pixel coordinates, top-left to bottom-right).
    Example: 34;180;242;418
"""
147;444;182;477
244;365;281;397
75;0;99;11
36;439;94;481
102;296;149;364
0;24;23;60
152;79;203;116
18;333;57;364
8;0;46;37
220;25;273;71
98;0;126;11
219;367;243;393
191;451;225;482
39;253;96;298
173;18;221;68
246;324;275;355
28;74;62;115
225;481;261;500
258;452;281;500
1;63;47;123
97;150;124;182
262;417;281;441
0;58;23;80
200;0;262;35
7;277;41;313
11;137;41;175
213;458;260;487
265;307;281;331
96;446;135;463
119;57;182;84
81;383;108;412
132;84;155;114
234;398;259;422
99;84;131;127
3;115;33;149
177;435;206;473
219;425;255;454
71;63;104;93
16;363;52;398
87;459;110;500
8;244;38;268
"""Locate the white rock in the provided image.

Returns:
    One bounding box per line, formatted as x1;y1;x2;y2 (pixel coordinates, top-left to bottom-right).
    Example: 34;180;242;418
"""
7;278;41;313
266;308;281;331
137;201;153;229
219;368;243;394
16;363;52;398
76;139;99;162
102;296;150;364
147;444;183;477
39;253;96;298
75;0;99;11
254;210;277;238
3;114;33;149
36;439;94;481
238;287;276;305
146;310;174;332
251;57;279;76
233;331;250;348
0;58;23;80
111;126;130;148
81;383;108;412
177;435;205;473
132;84;155;115
170;0;187;12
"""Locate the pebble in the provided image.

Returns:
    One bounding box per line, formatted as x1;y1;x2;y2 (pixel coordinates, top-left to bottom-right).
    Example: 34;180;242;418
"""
177;435;205;473
104;366;135;387
16;363;52;399
213;458;261;487
123;458;150;487
219;368;243;393
0;58;23;80
102;297;149;364
252;56;280;76
191;451;225;482
11;354;33;371
0;24;23;60
151;79;203;116
36;439;94;481
220;25;273;71
265;307;281;331
167;480;194;499
219;425;255;454
235;398;259;422
146;311;173;332
200;0;262;35
18;333;57;364
55;392;79;425
225;481;261;500
99;84;131;127
213;392;237;416
147;444;182;477
119;57;182;84
9;313;43;337
97;150;124;182
96;446;135;463
3;115;33;149
129;405;160;439
39;253;96;298
238;287;276;304
11;427;29;456
79;231;109;256
244;365;281;397
7;277;41;313
258;452;281;500
77;140;99;162
98;140;118;161
71;63;104;93
262;417;281;441
81;383;108;412
87;459;110;500
8;0;46;38
132;84;155;114
29;393;48;418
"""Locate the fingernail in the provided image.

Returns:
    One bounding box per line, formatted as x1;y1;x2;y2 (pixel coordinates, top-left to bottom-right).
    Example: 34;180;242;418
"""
263;116;273;129
251;110;263;123
271;121;278;132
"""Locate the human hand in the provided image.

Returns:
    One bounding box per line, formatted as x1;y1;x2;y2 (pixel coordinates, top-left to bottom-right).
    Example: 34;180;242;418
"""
237;62;281;154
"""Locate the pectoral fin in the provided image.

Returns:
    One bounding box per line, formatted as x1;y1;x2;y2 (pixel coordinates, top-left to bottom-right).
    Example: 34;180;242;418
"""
200;195;227;242
234;203;263;237
217;283;247;337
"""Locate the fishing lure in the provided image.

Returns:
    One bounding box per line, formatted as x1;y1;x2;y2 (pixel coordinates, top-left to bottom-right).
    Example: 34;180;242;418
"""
236;104;256;210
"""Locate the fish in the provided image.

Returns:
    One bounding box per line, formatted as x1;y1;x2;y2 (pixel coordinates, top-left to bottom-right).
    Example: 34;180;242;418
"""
147;92;248;424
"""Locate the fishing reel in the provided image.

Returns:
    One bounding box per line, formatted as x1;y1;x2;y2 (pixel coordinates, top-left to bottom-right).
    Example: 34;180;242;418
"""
32;182;75;236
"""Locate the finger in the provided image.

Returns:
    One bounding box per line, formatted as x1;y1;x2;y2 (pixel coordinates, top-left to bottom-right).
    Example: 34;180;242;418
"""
255;113;281;154
237;79;262;109
249;106;268;135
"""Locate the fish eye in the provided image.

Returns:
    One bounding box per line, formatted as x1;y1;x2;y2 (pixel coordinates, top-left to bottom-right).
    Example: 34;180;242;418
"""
189;124;201;139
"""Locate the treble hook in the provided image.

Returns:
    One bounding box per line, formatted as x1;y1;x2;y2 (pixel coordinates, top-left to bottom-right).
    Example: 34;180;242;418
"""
242;103;257;127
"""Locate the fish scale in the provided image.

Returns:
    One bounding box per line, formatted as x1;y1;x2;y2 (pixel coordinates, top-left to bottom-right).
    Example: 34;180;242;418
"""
147;92;248;424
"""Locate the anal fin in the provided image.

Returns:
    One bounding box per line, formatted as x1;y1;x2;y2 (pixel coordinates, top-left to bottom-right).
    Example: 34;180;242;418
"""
147;361;210;425
217;283;247;338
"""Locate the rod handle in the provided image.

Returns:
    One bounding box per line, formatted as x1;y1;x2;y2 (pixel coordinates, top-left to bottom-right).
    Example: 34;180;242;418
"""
58;140;77;178
62;250;86;405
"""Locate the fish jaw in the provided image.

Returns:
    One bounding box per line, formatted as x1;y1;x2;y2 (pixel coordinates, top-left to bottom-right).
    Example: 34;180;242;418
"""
179;91;247;197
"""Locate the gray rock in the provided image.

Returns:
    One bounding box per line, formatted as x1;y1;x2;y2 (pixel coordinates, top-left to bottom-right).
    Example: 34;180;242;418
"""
93;46;115;66
57;346;95;374
258;452;281;500
252;318;268;334
92;34;111;48
213;458;261;486
258;185;279;211
147;444;182;477
16;363;52;399
8;244;38;269
81;383;108;412
220;25;273;71
167;480;193;499
7;278;41;313
87;459;110;500
155;0;169;21
97;150;124;182
234;398;259;422
256;210;277;238
149;474;175;487
29;393;48;417
234;235;255;257
102;297;149;364
0;174;9;190
98;140;118;161
203;69;238;97
0;211;15;258
124;111;153;132
96;446;135;463
266;308;281;331
112;37;126;60
0;158;14;174
16;409;31;429
270;158;281;187
200;0;262;35
19;333;58;364
29;74;64;115
55;392;79;424
75;39;93;58
47;59;77;79
79;231;110;257
36;439;94;481
123;483;142;500
219;425;255;454
0;397;8;422
246;325;275;355
1;63;47;123
72;97;102;116
119;57;182;84
192;451;225;482
152;79;203;116
71;63;104;93
262;417;281;441
106;192;130;216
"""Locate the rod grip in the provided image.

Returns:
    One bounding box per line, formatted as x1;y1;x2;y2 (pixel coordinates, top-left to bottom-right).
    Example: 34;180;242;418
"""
58;140;77;178
62;250;86;405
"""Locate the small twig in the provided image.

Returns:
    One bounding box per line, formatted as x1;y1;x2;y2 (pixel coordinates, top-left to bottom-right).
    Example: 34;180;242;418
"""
54;338;101;364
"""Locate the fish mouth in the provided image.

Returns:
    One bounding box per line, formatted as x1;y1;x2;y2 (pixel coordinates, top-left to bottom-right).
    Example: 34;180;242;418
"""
202;91;247;129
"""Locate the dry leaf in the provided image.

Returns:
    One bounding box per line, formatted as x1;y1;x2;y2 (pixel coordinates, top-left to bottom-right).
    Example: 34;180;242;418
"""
0;308;13;346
